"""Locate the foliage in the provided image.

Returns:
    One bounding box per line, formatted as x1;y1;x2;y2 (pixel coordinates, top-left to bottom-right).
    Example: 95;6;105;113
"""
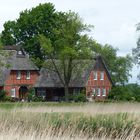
132;23;140;79
87;39;133;85
108;84;140;101
27;88;35;101
68;91;87;102
39;12;93;101
1;3;60;67
0;90;6;101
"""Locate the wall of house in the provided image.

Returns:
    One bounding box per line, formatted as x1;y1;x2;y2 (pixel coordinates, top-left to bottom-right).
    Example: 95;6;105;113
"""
4;70;39;98
86;70;112;101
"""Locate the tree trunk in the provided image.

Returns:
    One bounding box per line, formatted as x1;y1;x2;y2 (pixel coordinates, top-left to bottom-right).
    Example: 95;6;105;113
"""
64;85;69;102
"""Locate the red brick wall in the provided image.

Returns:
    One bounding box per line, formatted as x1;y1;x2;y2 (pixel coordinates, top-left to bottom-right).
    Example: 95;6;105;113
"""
4;70;39;97
86;70;112;101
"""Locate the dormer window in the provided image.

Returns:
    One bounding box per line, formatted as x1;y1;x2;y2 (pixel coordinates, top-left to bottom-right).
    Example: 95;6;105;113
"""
16;71;21;79
26;71;30;80
18;50;22;55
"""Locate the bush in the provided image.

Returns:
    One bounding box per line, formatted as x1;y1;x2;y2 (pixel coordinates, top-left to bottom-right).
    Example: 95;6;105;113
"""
0;90;6;101
74;93;87;102
27;88;35;102
32;96;45;102
66;90;87;102
108;84;140;102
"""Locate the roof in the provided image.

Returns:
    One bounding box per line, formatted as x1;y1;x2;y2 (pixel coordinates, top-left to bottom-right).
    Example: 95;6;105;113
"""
34;59;95;88
9;51;39;70
0;46;39;86
34;56;114;88
3;45;21;51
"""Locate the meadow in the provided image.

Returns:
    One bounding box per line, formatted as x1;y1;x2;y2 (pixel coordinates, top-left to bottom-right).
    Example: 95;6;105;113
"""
0;102;140;140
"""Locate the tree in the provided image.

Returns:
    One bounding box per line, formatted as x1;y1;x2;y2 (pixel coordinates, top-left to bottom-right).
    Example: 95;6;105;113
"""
83;37;133;85
39;12;93;101
1;3;61;67
132;23;140;79
0;35;11;79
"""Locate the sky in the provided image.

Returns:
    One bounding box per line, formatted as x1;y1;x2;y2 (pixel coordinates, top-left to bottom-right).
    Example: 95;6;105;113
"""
0;0;140;83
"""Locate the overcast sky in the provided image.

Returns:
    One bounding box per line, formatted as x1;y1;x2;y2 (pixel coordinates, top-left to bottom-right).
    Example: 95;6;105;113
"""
0;0;140;83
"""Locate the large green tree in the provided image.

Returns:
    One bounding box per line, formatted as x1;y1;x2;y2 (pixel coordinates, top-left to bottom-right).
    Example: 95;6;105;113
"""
1;3;62;67
39;12;93;101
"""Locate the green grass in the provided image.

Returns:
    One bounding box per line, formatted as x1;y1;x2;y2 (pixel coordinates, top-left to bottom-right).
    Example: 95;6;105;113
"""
0;102;87;109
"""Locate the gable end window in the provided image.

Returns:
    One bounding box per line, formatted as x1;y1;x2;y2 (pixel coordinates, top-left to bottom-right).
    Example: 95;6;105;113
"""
16;71;21;80
26;71;30;80
94;71;97;80
100;71;104;80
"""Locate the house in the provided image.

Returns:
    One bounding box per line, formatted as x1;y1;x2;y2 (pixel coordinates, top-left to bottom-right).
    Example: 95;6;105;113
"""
0;45;39;100
0;45;113;101
34;56;113;101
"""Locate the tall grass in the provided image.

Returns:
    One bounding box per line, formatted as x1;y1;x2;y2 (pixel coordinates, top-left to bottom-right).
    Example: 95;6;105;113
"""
0;102;140;139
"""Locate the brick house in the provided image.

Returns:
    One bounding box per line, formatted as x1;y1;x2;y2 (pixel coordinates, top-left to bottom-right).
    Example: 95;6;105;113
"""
35;56;113;101
0;46;39;100
0;46;113;101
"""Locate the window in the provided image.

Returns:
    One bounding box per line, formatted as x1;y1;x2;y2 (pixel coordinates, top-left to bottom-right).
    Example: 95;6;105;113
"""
18;50;22;55
16;71;21;79
92;88;95;97
100;71;104;80
11;88;16;97
96;88;101;96
94;71;97;80
102;88;106;96
26;71;30;79
37;88;46;98
73;88;80;95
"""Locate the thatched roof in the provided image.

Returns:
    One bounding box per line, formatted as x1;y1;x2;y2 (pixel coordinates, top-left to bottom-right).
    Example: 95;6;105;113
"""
34;59;95;88
34;56;114;88
0;46;39;86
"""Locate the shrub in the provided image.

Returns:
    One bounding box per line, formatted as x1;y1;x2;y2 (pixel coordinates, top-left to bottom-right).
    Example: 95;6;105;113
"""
73;90;87;102
108;84;140;102
4;96;12;102
32;96;44;102
0;90;6;101
27;88;35;102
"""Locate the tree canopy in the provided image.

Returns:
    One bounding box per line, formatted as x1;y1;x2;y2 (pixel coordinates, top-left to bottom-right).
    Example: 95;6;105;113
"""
1;3;62;67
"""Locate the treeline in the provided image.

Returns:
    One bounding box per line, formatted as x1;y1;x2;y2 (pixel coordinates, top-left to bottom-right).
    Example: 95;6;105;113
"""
108;84;140;101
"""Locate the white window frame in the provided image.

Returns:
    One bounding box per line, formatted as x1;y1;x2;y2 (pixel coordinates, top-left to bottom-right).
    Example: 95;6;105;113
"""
94;71;97;80
97;88;101;96
11;88;16;97
16;71;21;80
102;88;106;96
92;88;95;97
18;50;22;55
26;70;30;80
100;71;104;80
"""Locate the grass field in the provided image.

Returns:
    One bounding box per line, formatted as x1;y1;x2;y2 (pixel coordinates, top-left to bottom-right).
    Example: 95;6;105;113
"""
0;102;140;140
